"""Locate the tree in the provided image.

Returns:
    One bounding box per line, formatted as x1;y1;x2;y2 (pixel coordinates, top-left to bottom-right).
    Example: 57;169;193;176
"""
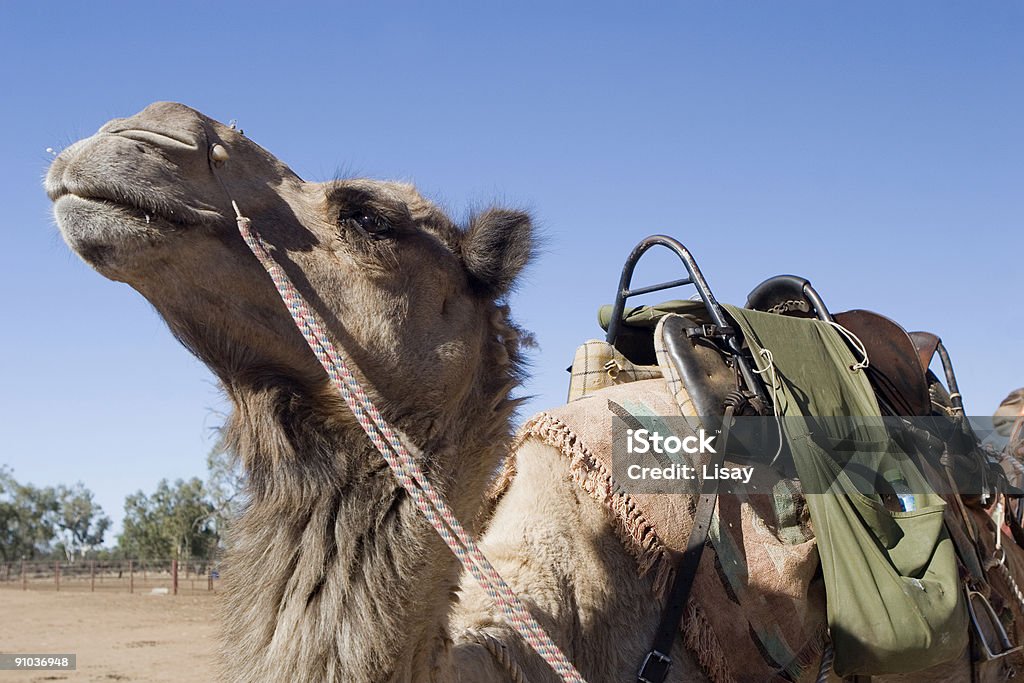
119;478;219;561
205;434;246;546
0;466;59;562
53;483;111;562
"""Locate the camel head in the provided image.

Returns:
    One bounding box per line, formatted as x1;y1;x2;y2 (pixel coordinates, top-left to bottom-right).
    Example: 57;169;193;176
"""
47;102;533;472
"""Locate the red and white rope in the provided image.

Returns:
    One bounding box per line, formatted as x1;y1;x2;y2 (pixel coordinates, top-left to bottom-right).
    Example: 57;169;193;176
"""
233;203;585;682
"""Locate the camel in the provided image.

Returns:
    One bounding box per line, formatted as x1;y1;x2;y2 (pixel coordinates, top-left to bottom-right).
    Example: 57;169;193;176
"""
47;101;1021;682
995;389;1024;439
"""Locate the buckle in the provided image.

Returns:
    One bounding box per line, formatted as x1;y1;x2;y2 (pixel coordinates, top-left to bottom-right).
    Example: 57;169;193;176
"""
684;324;735;340
637;649;672;683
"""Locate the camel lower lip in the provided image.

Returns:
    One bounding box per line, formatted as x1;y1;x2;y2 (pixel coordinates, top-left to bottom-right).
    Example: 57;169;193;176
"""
55;194;176;228
54;194;177;271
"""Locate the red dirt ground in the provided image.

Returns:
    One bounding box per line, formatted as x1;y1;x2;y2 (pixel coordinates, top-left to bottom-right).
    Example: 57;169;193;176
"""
0;589;217;682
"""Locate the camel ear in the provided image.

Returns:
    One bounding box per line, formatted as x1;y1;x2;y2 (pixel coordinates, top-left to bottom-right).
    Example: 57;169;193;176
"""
461;209;534;298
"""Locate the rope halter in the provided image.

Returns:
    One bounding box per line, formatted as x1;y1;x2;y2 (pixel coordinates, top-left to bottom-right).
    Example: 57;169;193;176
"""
228;198;586;683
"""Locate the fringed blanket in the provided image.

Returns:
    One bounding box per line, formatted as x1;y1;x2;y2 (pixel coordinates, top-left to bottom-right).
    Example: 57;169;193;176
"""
502;375;828;683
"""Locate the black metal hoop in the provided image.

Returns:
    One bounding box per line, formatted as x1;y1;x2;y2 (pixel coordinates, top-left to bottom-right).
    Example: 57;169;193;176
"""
605;235;766;402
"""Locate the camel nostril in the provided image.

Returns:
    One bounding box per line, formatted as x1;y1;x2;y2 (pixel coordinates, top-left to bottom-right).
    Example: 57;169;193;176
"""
210;144;230;167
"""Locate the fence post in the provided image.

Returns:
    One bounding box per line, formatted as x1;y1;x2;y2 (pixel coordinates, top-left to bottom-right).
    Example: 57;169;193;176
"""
129;560;134;594
21;560;26;591
90;560;96;592
55;561;60;592
172;559;178;595
207;569;213;592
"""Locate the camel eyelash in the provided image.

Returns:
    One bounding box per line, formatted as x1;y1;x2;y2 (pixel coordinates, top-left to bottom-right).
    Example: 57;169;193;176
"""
324;186;391;239
339;209;392;239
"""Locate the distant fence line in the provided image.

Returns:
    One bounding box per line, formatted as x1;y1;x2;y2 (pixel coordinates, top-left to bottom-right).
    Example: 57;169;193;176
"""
0;559;221;596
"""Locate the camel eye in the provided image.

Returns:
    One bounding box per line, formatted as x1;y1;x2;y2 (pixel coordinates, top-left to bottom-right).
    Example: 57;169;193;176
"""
340;209;392;239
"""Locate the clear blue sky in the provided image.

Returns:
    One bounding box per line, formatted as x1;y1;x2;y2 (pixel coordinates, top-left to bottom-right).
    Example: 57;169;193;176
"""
1;2;1021;540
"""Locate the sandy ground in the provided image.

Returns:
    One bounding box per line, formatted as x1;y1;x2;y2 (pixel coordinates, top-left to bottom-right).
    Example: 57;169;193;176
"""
0;590;217;682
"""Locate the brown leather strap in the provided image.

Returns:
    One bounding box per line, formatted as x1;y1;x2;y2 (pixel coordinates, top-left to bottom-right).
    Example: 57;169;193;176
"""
637;407;732;683
915;449;986;583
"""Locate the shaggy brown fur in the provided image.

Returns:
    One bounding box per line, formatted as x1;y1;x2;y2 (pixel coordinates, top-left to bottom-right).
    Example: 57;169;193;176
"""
48;102;1016;682
47;102;532;681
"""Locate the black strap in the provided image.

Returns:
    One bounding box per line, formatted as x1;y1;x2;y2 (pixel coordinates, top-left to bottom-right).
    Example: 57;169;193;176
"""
637;407;732;683
1007;497;1024;550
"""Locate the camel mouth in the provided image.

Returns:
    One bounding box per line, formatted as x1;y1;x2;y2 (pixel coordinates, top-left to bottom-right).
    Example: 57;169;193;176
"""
54;189;197;228
52;193;197;273
47;167;217;230
45;121;227;267
49;156;226;274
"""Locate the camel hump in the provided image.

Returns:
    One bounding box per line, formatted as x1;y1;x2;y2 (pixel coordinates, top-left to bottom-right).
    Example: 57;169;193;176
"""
509;373;826;683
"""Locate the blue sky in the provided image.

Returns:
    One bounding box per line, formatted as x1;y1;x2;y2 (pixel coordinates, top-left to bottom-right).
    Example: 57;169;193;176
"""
1;2;1021;540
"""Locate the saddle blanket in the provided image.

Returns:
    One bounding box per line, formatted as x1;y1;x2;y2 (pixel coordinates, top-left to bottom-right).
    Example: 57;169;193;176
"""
504;378;827;683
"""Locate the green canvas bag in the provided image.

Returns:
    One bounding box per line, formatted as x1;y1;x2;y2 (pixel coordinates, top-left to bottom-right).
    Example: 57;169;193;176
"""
725;306;968;676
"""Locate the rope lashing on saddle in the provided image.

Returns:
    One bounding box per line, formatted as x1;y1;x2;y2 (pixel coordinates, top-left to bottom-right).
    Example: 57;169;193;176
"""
825;320;870;372
229;200;586;683
987;497;1024;616
993;550;1024;617
751;320;869;462
752;348;784;464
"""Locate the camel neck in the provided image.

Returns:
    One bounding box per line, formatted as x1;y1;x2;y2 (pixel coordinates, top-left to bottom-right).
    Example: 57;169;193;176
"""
218;397;506;683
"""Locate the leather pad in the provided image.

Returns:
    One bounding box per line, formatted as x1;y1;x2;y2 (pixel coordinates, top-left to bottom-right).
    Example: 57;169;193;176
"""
656;313;735;420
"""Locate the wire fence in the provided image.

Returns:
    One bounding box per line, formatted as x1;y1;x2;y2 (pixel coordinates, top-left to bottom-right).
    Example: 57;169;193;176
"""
0;559;221;596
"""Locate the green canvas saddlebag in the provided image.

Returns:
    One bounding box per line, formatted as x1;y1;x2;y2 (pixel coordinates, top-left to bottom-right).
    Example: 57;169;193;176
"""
724;305;968;677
